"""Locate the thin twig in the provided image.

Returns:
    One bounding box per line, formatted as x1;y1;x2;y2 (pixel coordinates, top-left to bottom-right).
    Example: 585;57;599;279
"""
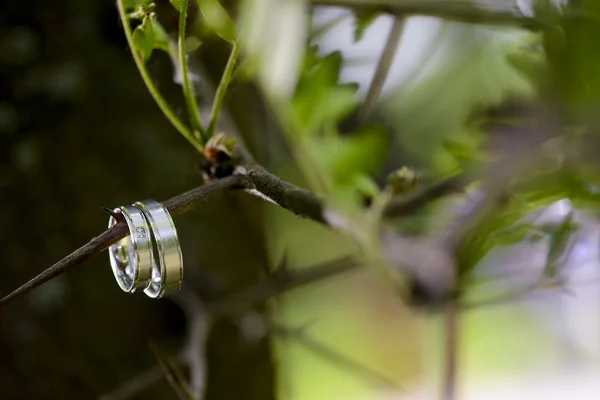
441;303;459;400
382;175;463;219
116;0;202;151
208;42;240;137
207;256;361;315
273;322;401;390
173;289;211;400
312;0;544;30
178;0;206;143
98;351;186;400
359;16;404;122
460;281;548;310
149;341;195;400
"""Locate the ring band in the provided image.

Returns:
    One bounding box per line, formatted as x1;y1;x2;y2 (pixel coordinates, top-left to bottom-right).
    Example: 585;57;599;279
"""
133;200;183;298
108;205;153;293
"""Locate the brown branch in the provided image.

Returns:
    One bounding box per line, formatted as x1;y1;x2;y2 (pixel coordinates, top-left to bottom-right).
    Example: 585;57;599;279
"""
0;175;249;307
149;341;195;400
206;256;361;315
244;166;327;224
98;352;186;400
313;0;545;30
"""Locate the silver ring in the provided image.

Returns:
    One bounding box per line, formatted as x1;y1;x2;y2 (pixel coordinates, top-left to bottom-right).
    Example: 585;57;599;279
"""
133;200;183;298
107;205;153;293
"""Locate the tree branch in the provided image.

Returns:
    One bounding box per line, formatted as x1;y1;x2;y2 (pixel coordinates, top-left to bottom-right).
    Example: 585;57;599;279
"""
206;256;361;315
0;175;249;306
382;175;463;219
313;0;544;30
243;166;327;224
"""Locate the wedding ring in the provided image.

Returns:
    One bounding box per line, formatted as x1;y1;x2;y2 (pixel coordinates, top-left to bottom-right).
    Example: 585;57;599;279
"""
133;200;183;298
107;205;153;293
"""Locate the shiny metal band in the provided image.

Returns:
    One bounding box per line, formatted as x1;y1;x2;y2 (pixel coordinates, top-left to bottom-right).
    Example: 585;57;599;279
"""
107;205;153;293
133;199;183;298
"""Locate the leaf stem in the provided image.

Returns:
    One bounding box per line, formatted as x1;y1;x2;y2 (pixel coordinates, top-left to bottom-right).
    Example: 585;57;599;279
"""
116;0;203;152
178;0;208;144
208;41;240;136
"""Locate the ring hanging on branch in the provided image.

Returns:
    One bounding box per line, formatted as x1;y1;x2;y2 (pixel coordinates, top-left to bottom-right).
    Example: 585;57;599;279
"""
108;200;184;299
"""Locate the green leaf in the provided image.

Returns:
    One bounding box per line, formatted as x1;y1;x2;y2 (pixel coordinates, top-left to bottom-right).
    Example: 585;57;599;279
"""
292;51;359;135
544;1;600;115
458;202;536;274
132;16;156;62
151;17;170;52
354;11;379;42
541;211;576;278
383;25;535;174
185;36;202;53
307;125;389;210
196;0;236;42
170;0;184;10
237;0;308;100
355;174;381;200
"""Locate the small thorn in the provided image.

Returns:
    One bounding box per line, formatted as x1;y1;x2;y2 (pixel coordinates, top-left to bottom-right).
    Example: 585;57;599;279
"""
102;206;122;220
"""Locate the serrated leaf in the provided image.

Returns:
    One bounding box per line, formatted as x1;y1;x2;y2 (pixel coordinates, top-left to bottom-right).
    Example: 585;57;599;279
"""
132;16;156;62
383;25;535;174
292;51;358;134
354;11;379;42
196;0;236;42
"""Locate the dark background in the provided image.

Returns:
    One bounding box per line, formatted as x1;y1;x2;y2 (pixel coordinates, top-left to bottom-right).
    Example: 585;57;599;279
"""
0;1;275;398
